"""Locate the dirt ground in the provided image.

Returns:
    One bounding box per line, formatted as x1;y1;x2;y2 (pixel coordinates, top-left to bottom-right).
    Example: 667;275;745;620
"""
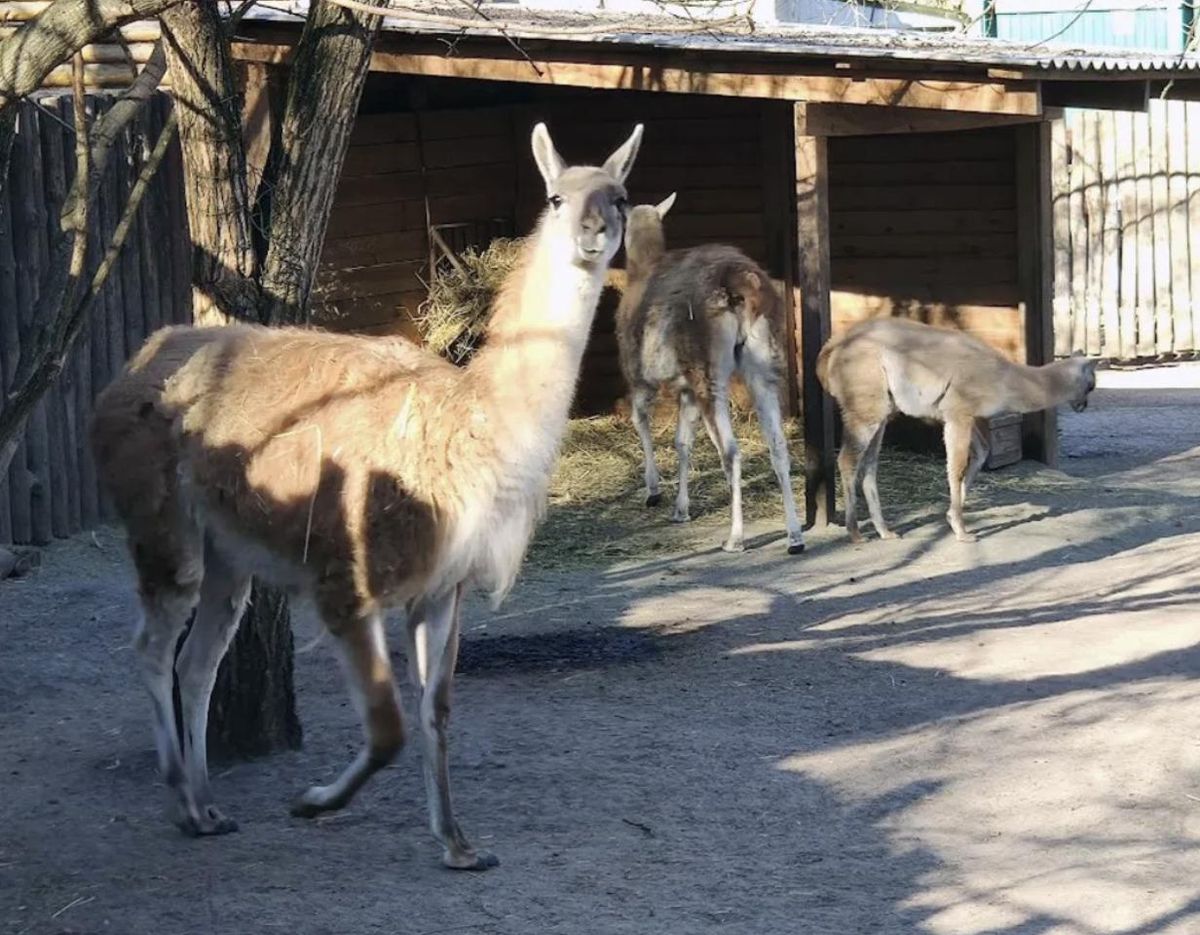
3;363;1200;935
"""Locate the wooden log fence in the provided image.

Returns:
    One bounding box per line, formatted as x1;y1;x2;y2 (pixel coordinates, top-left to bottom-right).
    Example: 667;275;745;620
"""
0;91;190;546
1054;101;1200;361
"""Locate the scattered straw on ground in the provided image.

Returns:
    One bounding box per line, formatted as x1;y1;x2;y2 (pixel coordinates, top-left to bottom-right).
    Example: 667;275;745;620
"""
529;406;1085;569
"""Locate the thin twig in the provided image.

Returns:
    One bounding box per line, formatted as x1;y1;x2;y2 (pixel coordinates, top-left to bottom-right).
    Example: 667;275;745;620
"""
29;97;75;135
50;895;95;920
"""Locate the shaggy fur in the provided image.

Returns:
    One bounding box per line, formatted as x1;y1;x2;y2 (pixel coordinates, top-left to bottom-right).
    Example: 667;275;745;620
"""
817;317;1097;543
91;122;643;870
616;197;804;554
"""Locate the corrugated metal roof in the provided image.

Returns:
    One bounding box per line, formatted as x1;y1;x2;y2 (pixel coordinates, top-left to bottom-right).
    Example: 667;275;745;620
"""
244;3;1200;75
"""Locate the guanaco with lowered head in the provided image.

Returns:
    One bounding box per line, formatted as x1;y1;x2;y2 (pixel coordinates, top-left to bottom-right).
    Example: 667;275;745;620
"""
817;317;1096;543
90;122;643;870
615;195;804;554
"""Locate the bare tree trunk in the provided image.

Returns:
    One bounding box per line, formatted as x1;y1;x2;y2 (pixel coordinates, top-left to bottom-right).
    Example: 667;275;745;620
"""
159;1;259;324
159;1;299;760
258;0;380;324
162;0;380;761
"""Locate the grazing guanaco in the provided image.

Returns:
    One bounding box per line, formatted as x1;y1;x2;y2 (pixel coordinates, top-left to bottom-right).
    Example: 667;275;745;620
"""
817;317;1097;543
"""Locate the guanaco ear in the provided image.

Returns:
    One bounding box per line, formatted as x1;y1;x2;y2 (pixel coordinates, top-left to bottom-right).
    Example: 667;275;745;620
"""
603;123;644;184
655;191;677;218
531;122;565;190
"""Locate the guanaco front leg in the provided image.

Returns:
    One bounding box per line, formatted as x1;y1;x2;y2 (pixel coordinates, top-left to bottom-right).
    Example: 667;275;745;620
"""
406;585;497;871
292;611;405;818
943;418;978;543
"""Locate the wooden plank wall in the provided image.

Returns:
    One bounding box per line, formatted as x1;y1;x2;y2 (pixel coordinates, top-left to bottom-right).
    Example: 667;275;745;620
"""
1053;102;1200;360
318;90;774;414
0;92;191;546
316;106;519;336
827;126;1024;363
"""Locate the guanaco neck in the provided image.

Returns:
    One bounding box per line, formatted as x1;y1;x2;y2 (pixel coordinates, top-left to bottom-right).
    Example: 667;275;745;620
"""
624;234;664;284
466;220;608;446
1002;359;1078;413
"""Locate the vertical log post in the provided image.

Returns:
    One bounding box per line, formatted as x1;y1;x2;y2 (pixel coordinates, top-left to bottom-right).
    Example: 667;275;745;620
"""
1017;122;1058;466
794;106;835;528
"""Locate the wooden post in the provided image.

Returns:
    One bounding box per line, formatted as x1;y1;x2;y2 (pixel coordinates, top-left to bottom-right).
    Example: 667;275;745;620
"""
1067;115;1088;356
761;101;800;417
1150;99;1172;355
77;97;101;530
119;119;147;360
1098;108;1121;361
12;104;53;544
1050;119;1072;359
1187;102;1200;356
1017;122;1058;467
794;107;835;527
40;96;72;538
1134;111;1156;357
1167;99;1193;354
1116;111;1139;361
1083;114;1104;359
0;115;19;543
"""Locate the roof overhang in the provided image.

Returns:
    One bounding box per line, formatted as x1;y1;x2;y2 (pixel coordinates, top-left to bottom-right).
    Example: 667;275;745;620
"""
231;10;1200;118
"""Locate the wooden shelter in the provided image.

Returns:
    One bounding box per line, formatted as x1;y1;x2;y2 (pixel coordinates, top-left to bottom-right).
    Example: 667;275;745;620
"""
231;9;1200;527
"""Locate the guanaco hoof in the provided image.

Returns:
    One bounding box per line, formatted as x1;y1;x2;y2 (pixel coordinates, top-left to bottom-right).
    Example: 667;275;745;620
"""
670;508;691;524
787;542;805;555
177;805;239;837
444;849;500;872
721;537;745;553
645;492;662;507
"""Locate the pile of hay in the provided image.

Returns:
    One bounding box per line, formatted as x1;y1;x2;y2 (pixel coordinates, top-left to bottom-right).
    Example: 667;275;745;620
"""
526;406;1078;569
417;237;527;364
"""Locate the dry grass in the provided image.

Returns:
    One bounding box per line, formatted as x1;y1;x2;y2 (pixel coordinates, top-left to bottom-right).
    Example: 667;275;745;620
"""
417;237;526;364
528;405;1085;569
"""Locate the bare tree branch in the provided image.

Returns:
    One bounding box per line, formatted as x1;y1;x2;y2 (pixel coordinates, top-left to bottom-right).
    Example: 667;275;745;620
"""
61;39;166;223
0;0;186;114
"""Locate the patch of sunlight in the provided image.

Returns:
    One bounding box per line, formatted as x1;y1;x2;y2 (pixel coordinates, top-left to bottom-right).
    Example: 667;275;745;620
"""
854;606;1200;682
777;681;1200;934
619;586;774;635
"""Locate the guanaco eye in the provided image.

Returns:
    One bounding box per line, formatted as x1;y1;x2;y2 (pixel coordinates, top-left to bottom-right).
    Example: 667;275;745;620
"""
548;194;564;209
615;196;629;212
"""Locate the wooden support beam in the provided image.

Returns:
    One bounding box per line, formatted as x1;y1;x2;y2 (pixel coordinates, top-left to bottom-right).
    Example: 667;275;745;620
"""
1016;121;1058;466
796;102;1046;136
760;100;799;417
1042;80;1149;112
795;109;835;528
233;40;1043;116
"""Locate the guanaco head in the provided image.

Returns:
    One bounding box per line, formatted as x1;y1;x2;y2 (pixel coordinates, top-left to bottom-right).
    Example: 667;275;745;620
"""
531;122;643;270
623;192;677;274
1065;356;1099;412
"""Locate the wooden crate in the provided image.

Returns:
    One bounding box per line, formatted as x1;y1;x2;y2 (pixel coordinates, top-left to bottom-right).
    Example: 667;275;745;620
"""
983;413;1023;470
